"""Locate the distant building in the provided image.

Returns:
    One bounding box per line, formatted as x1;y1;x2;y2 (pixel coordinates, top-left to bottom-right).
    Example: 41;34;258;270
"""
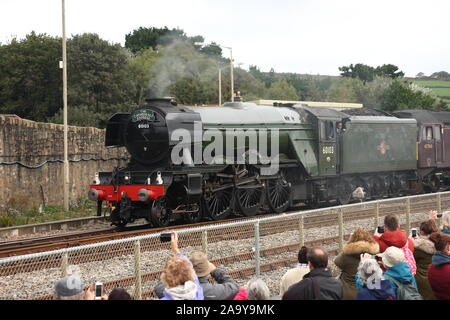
250;100;363;111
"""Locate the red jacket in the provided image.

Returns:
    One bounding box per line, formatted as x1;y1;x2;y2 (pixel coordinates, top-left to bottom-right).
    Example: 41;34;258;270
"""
373;229;414;253
428;253;450;300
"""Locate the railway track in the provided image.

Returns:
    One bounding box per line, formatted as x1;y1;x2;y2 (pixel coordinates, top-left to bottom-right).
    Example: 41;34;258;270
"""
0;194;446;259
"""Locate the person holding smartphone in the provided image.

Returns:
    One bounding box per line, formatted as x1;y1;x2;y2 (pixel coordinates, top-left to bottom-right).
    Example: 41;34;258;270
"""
158;232;204;300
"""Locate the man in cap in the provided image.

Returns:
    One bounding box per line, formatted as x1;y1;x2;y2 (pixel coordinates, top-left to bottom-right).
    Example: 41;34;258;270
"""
154;251;239;300
377;246;418;299
189;251;239;300
53;274;85;300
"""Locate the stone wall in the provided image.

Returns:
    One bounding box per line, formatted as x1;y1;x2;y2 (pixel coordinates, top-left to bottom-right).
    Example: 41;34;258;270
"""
0;116;129;207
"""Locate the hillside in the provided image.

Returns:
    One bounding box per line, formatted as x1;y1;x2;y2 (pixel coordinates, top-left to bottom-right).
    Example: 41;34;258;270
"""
410;79;450;108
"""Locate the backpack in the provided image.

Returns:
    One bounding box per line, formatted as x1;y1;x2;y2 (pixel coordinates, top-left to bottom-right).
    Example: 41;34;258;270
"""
384;275;423;300
401;241;417;275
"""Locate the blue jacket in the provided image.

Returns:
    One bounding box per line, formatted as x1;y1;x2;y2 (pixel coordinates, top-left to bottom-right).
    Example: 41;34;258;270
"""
431;252;450;266
356;279;395;300
161;253;204;300
384;262;417;299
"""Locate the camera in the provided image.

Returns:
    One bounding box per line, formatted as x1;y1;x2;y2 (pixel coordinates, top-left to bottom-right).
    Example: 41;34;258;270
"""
160;232;172;243
411;228;417;238
377;226;384;234
95;281;103;300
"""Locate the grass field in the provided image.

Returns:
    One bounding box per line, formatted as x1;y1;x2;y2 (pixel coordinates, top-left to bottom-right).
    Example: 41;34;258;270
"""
411;79;450;107
412;80;450;87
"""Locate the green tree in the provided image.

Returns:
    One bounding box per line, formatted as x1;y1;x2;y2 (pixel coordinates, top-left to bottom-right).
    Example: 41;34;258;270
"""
127;48;159;104
416;72;425;78
339;63;404;82
125;26;206;55
266;79;299;100
339;63;375;82
66;33;134;111
382;80;445;112
200;42;222;58
0;32;62;121
375;64;404;79
328;78;361;103
430;71;450;80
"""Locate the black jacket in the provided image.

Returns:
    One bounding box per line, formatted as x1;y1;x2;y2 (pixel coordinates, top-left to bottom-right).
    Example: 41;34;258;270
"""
282;268;343;300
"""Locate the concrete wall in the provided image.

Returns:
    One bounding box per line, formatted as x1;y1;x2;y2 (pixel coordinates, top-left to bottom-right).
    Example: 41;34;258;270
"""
0;116;128;207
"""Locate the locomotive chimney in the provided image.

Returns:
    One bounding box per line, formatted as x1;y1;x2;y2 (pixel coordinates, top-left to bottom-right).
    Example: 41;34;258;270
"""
145;88;177;106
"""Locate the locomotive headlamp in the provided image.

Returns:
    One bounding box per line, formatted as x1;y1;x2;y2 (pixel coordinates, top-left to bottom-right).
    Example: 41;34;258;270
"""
93;172;100;185
88;189;105;201
156;172;163;185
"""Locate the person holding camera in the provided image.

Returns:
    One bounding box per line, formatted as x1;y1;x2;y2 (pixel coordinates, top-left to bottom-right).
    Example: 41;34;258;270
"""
374;214;416;275
154;249;239;300
428;232;450;300
355;254;395;300
158;232;204;300
189;251;239;300
429;210;450;235
413;217;438;300
334;229;379;300
374;214;415;253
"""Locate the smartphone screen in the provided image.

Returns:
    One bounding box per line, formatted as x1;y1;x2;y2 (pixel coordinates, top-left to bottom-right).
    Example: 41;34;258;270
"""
95;283;103;297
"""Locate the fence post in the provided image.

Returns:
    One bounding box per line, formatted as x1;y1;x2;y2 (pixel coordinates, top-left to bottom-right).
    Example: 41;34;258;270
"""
374;202;380;231
254;221;260;278
405;198;411;232
338;209;344;251
202;230;208;256
61;253;68;277
437;193;442;213
133;240;142;300
298;215;304;247
437;193;442;229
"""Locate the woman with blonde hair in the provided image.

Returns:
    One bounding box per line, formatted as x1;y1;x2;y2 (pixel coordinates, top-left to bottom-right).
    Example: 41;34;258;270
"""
334;228;379;300
159;232;204;300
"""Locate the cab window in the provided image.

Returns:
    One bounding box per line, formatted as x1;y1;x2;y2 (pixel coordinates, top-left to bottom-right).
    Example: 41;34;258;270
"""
434;126;441;141
321;121;335;140
422;126;433;141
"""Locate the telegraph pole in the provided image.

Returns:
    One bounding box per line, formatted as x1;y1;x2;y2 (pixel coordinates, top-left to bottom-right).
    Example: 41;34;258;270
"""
62;0;69;211
218;68;222;105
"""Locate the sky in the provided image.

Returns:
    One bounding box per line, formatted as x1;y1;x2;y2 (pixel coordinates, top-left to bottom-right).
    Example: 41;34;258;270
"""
1;0;449;77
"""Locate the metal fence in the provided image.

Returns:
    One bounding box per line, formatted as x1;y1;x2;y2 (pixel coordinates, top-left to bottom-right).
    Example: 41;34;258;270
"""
1;191;449;300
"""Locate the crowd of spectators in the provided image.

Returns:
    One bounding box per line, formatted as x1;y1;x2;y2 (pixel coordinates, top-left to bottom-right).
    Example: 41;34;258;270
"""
51;211;450;301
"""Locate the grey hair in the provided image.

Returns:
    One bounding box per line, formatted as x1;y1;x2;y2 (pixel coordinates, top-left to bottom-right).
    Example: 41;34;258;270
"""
357;259;383;284
441;211;450;231
246;278;270;300
53;291;85;300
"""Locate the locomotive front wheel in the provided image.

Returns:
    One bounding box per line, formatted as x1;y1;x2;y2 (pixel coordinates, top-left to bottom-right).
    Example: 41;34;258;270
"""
265;175;292;213
150;196;171;228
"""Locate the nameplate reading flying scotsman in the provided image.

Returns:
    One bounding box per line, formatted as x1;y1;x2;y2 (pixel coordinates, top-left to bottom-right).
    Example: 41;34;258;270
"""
131;109;157;122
